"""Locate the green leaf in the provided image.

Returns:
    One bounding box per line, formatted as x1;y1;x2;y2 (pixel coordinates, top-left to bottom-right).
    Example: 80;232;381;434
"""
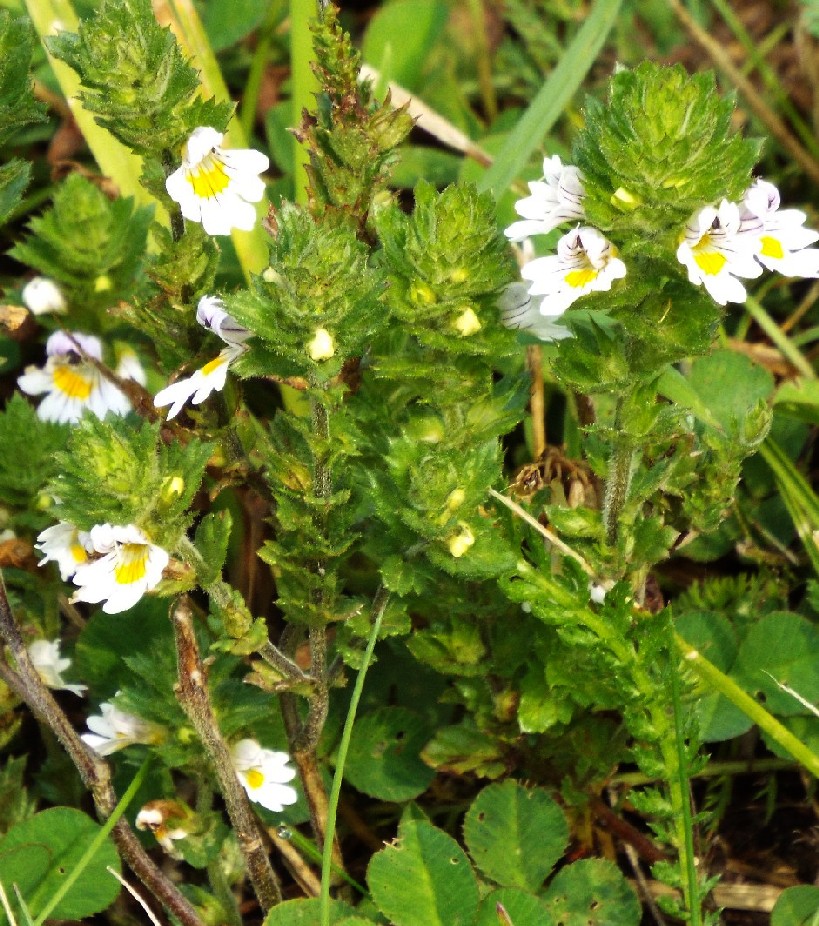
475;889;555;926
477;0;623;195
202;0;268;51
687;351;774;439
463;781;569;891
0;758;35;834
771;885;819;926
263;898;357;926
421;721;507;778
362;0;448;91
368;820;479;926
674;611;751;742
542;859;641;926
344;706;435;801
194;510;233;586
0;11;47;147
0;160;31;227
731;612;819;716
0;808;120;923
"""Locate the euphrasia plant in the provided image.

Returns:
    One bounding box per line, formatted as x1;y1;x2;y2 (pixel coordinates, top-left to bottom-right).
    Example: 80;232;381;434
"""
0;2;816;925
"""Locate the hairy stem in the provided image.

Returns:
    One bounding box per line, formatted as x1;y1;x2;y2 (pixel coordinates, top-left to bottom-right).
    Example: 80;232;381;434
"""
0;573;203;926
603;399;634;548
172;596;282;912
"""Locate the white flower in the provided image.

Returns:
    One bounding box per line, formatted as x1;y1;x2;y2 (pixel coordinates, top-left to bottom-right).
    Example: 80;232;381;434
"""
498;282;573;342
196;295;252;346
81;699;163;755
70;524;169;615
22;277;66;316
522;227;627;315
27;639;87;696
676;200;763;305
307;328;335;361
35;520;92;581
505;155;585;242
742;179;819;278
448;524;475;558
165;127;269;236
154;345;243;420
155;294;250;420
17;330;132;424
231;739;298;813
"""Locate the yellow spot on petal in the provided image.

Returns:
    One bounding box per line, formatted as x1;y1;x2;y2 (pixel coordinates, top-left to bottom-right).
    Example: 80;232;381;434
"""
186;154;230;199
201;355;227;376
564;268;598;289
114;544;149;586
246;768;264;789
70;543;88;564
693;250;727;277
760;235;784;260
53;365;94;400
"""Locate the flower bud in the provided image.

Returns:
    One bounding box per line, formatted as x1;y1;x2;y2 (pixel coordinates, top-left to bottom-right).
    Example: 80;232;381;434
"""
93;274;112;293
308;328;335;361
448;524;474;558
22;277;66;316
454;307;481;336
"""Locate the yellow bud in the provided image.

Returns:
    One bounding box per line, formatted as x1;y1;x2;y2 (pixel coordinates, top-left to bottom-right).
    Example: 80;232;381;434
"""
308;328;335;361
449;267;468;284
94;274;112;293
262;267;282;284
410;281;437;305
160;476;185;503
661;176;688;189
445;488;466;512
610;187;641;209
448;525;475;558
454;307;481;337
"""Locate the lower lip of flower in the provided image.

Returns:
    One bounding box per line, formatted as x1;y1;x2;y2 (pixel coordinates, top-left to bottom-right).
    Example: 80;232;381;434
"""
760;235;784;260
201;355;228;376
186;155;231;198
564;267;598;289
53;365;94;400
114;545;150;585
693;249;728;276
246;769;265;789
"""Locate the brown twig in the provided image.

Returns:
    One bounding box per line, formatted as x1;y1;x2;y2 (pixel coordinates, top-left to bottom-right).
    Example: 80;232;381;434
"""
0;572;204;926
268;828;322;897
667;0;819;188
172;596;283;912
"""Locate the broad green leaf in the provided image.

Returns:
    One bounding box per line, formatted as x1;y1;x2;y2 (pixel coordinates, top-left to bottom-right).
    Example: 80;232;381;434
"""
475;889;555;926
477;0;623;195
732;612;819;716
0;808;120;923
771;885;819;926
464;781;568;891
542;859;640;926
362;0;448;92
202;0;268;50
675;611;752;742
775;379;819;425
368;820;479;926
345;707;435;801
263;898;356;926
687;351;774;436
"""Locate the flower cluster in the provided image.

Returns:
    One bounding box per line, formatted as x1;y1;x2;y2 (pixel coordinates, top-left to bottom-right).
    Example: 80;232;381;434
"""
36;521;168;614
678;179;819;305
17;331;143;425
154;295;251;420
502;156;625;339
503;161;819;337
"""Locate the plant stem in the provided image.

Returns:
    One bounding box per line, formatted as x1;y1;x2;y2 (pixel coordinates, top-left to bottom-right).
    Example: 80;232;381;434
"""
603;399;634;547
676;634;819;778
320;586;389;926
0;573;203;926
172;597;282;912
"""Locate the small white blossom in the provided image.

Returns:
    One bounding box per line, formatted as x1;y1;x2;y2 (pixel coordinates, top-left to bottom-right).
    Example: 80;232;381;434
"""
35;520;92;581
676;200;763;305
498;282;573;342
22;277;66;316
195;295;252;346
82;699;163;755
154;345;244;420
17;331;132;424
742;179;819;278
165;127;269;236
448;524;475;558
136;801;192;855
27;639;86;696
505;155;585;242
231;739;298;812
71;524;169;615
522;227;627;315
307;328;335;361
